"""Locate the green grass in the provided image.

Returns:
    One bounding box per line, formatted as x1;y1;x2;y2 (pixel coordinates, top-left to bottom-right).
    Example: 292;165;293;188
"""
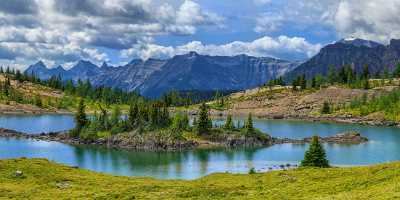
2;158;400;199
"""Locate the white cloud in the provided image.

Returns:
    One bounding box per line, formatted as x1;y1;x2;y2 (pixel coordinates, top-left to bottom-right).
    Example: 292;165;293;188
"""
0;0;223;69
121;35;322;61
254;0;400;44
254;13;284;33
332;0;400;43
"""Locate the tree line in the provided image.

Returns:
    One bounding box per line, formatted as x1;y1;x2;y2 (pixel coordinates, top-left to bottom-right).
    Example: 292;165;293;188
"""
267;63;400;91
0;66;143;106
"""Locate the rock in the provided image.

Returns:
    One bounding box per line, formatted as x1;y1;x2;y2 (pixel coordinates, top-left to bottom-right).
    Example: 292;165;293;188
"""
56;182;71;189
273;131;368;144
15;170;23;177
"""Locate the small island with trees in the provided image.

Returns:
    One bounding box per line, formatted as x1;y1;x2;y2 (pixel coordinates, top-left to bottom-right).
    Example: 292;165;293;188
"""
65;99;273;150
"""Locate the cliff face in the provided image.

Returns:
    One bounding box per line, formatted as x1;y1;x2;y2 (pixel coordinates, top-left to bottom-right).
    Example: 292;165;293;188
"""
286;39;400;80
139;53;298;97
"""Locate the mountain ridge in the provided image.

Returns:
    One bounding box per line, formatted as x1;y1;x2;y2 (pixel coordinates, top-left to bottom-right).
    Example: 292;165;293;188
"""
26;53;299;97
285;38;400;80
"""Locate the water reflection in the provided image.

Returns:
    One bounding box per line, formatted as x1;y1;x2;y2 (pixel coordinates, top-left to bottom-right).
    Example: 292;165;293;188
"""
1;114;400;179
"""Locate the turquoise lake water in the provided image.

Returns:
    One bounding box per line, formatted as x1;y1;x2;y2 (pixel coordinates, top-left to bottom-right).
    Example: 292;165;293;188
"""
0;114;399;179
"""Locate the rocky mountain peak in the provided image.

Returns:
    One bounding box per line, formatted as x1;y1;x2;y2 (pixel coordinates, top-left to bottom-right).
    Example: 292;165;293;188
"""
337;37;382;48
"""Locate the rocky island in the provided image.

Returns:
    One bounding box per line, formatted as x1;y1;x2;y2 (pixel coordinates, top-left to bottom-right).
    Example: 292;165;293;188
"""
0;127;368;151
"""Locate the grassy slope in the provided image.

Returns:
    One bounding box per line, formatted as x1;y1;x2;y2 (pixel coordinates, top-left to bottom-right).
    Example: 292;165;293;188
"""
1;158;400;199
188;79;400;122
0;74;128;114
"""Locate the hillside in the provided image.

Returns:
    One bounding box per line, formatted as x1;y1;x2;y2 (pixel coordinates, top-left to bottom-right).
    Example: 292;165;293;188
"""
0;74;129;114
1;158;400;199
0;74;71;114
201;78;400;124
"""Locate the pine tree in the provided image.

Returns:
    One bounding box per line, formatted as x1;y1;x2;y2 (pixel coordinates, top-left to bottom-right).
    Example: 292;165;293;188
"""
128;103;139;129
383;66;390;79
244;113;254;134
362;64;370;80
327;65;337;85
72;98;88;137
321;101;331;114
292;79;298;91
300;136;329;168
394;63;400;78
197;103;210;134
224;114;234;130
15;70;22;82
299;74;307;90
311;77;317;88
110;105;121;125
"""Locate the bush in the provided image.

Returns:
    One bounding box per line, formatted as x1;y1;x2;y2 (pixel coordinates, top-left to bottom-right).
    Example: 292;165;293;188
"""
248;167;256;174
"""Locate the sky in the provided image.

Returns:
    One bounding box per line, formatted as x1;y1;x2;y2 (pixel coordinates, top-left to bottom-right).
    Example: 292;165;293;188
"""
1;0;400;70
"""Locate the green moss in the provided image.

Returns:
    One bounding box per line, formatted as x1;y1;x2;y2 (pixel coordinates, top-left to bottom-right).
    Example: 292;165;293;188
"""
2;158;400;199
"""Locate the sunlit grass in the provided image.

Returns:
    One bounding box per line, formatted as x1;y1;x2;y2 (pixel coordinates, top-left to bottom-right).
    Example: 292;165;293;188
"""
1;158;400;199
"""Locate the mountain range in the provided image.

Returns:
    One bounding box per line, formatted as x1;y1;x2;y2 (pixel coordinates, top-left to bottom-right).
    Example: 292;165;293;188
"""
26;38;400;97
26;52;299;97
285;38;400;80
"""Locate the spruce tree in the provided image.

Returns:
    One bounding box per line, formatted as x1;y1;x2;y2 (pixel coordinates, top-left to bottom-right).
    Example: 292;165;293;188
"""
327;65;337;85
73;98;88;137
128;103;139;129
300;136;329;168
299;74;307;90
321;101;331;114
244;113;254;134
197;103;210;135
311;77;317;88
224;114;234;130
394;63;400;78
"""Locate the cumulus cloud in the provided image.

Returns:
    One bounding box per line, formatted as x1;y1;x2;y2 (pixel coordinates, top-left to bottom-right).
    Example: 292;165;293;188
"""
121;35;322;61
0;0;223;69
254;0;400;43
333;0;400;43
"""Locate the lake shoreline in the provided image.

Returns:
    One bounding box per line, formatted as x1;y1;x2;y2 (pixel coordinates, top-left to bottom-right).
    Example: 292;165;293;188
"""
205;111;400;128
0;128;368;151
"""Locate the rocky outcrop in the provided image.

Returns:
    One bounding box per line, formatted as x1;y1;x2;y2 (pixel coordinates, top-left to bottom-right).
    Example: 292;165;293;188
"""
274;131;368;144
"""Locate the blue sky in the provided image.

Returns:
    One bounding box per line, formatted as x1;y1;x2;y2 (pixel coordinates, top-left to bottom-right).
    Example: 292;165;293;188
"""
0;0;399;69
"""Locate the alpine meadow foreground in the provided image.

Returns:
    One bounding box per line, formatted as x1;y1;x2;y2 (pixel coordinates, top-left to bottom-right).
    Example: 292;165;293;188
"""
1;158;400;200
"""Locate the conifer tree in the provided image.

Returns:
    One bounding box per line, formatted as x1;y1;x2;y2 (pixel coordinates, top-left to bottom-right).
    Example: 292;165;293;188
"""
224;114;234;130
362;64;370;80
299;74;307;90
128;103;139;129
300;136;329;168
244;113;254;134
311;77;317;88
15;70;22;82
394;63;400;78
110;105;121;125
321;101;331;114
72;98;88;137
327;65;337;85
197;103;210;134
